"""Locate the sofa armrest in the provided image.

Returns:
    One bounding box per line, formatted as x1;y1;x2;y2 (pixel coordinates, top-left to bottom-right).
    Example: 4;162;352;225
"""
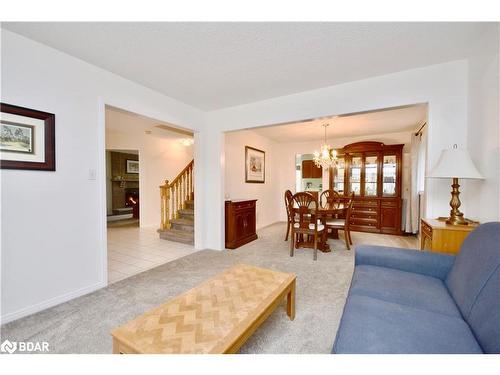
355;245;455;280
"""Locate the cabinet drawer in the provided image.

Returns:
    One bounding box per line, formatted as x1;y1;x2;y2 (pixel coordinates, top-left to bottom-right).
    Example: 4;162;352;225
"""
421;221;433;238
353;200;378;207
381;200;398;207
351;212;378;220
234;201;256;211
350;217;378;226
352;206;379;215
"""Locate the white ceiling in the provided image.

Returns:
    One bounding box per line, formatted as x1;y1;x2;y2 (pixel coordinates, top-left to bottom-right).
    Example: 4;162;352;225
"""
2;22;491;110
105;106;193;138
250;104;427;143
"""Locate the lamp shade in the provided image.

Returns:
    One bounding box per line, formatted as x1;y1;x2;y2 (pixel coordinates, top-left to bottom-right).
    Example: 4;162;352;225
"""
427;146;483;179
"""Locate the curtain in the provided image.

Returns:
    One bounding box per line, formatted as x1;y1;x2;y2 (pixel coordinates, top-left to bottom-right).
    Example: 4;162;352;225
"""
405;128;426;233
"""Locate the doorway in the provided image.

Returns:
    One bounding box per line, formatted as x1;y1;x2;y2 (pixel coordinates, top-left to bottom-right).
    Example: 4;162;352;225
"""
106;149;140;228
103;105;197;284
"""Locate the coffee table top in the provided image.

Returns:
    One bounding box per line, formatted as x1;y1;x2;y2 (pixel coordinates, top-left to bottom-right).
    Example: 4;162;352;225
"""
111;263;295;354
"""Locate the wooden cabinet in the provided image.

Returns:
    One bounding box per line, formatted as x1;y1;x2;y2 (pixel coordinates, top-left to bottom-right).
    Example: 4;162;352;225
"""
225;199;258;249
331;142;404;235
420;218;479;254
302;160;322;178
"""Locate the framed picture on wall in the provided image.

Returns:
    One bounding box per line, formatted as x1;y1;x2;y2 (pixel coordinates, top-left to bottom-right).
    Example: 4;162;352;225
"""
245;146;265;183
0;103;55;171
126;159;139;174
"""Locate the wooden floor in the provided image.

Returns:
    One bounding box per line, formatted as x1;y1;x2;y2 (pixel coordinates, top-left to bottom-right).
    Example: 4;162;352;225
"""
347;230;419;250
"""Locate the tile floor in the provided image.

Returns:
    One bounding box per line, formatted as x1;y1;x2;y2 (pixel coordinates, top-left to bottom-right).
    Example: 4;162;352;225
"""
107;225;197;284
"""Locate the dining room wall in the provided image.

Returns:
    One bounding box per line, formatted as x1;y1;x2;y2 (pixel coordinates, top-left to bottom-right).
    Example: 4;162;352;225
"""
224;129;281;229
223;128;416;228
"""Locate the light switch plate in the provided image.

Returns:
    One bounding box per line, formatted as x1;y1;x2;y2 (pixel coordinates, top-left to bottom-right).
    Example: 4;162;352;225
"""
88;168;97;180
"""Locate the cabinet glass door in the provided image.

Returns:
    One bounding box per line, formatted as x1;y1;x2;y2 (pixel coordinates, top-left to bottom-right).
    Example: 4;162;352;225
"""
364;155;378;196
349;155;362;196
334;157;345;194
383;154;397;196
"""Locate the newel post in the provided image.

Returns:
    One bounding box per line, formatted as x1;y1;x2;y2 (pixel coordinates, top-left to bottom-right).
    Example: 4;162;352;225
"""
160;179;171;230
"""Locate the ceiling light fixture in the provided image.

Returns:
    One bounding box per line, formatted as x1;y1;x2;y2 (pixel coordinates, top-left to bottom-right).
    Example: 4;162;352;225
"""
313;124;337;169
179;138;194;146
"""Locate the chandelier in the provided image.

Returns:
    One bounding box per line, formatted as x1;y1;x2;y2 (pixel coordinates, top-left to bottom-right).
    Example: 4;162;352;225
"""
313;124;337;168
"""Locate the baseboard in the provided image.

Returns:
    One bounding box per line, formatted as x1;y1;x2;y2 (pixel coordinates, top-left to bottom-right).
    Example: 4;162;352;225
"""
0;281;106;325
257;221;285;230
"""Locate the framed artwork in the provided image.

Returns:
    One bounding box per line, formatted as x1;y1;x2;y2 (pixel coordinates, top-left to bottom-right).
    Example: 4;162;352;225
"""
126;159;139;174
0;103;55;171
245;146;265;183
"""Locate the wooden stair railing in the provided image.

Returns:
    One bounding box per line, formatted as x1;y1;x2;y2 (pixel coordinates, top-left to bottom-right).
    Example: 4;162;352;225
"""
159;159;194;230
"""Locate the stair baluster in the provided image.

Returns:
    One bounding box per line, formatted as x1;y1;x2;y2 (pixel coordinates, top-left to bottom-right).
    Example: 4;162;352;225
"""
181;173;185;209
186;168;191;203
159;179;170;230
159;159;194;243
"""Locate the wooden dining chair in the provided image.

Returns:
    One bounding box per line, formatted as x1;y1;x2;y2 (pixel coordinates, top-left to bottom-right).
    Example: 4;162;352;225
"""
289;192;324;261
325;195;354;250
320;189;341;209
284;190;294;241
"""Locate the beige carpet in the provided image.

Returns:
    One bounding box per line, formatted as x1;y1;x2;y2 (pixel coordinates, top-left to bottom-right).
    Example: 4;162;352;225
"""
0;223;417;353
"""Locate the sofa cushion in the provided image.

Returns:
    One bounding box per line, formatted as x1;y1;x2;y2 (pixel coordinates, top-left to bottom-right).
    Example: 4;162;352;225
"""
466;266;500;353
445;222;500;353
333;295;483;354
355;245;455;280
350;265;461;318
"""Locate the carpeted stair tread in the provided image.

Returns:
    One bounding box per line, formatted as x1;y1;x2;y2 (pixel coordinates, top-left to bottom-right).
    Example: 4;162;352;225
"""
159;228;194;244
171;218;194;225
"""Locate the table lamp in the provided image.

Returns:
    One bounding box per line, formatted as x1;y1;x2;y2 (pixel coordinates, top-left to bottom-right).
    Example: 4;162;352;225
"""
427;144;483;225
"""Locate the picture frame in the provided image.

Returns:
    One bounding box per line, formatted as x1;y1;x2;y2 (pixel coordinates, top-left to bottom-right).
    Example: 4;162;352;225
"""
126;159;139;174
0;103;55;171
245;146;265;183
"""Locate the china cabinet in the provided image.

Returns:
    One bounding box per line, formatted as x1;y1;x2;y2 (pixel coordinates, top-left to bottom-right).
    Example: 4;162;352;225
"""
330;142;404;235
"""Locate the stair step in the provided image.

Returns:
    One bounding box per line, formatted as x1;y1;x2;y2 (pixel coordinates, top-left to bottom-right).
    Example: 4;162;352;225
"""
170;218;194;232
159;228;194;245
178;209;194;219
185;200;194;209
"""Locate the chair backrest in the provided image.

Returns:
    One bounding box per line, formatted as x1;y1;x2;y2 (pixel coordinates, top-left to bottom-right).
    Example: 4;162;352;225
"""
445;222;500;353
320;189;341;209
344;193;355;223
284;190;293;222
290;192;318;230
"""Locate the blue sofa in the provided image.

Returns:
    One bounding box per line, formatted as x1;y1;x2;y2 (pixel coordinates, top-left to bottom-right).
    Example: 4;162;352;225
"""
333;222;500;354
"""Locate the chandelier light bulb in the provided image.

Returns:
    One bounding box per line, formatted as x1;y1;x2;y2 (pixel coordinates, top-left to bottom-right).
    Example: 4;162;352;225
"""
312;123;338;169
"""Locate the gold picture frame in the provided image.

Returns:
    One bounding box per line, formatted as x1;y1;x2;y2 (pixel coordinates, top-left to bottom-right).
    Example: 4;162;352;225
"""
245;146;265;183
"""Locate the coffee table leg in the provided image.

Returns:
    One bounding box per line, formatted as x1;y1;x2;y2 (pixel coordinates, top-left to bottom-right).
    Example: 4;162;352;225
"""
286;279;296;321
112;338;120;354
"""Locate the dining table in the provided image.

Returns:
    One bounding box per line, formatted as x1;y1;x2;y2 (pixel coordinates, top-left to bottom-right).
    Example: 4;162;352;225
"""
294;201;347;253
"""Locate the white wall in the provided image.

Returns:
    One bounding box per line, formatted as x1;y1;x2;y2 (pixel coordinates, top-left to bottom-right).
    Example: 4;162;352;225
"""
224;130;280;230
105;109;193;228
201;60;470;250
466;24;500;222
0;30;203;323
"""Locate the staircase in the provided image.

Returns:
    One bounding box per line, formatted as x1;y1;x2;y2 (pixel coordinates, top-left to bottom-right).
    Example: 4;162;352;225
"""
158;160;194;245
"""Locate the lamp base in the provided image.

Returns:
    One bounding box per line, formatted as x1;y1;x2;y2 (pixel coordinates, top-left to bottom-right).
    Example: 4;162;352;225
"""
445;215;468;226
446;177;468;226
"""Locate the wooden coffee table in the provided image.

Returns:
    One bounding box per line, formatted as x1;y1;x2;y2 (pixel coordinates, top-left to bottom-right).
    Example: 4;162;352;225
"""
111;264;296;354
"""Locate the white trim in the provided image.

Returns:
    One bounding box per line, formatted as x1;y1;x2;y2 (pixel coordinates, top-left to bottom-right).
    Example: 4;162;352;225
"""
0;281;106;325
97;98;109;288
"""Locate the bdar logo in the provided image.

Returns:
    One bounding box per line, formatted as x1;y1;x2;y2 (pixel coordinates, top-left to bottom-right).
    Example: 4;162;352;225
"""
1;339;17;354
